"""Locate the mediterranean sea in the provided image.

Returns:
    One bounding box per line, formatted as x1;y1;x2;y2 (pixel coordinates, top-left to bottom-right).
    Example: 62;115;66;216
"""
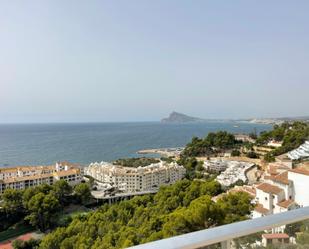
0;122;272;167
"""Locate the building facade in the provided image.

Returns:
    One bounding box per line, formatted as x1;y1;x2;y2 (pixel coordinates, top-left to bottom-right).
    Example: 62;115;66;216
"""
288;141;309;160
85;161;186;192
0;162;82;194
252;167;306;219
288;168;309;207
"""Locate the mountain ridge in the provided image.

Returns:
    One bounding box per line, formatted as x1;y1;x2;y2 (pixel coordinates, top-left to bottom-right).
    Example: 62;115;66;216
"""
161;112;206;123
161;112;309;124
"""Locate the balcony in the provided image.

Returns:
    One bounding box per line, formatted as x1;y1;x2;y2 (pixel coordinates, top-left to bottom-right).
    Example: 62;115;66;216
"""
128;206;309;249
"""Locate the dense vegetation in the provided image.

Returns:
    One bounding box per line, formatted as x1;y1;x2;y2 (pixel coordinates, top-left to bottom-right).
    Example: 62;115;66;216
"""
12;238;41;249
182;131;239;157
257;122;309;161
38;179;254;249
181;122;309;161
0;181;92;233
113;157;160;167
177;157;206;180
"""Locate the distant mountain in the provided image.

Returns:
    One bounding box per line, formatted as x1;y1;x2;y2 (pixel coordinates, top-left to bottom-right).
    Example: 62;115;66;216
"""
161;112;206;123
161;112;309;124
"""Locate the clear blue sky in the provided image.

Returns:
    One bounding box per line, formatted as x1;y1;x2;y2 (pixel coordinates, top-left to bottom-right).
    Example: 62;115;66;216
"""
1;1;309;123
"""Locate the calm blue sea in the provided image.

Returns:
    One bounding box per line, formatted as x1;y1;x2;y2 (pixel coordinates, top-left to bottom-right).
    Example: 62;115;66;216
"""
0;122;272;167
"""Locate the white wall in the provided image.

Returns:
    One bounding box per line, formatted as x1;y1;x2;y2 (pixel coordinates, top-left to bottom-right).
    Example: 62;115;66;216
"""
288;172;309;207
256;189;272;211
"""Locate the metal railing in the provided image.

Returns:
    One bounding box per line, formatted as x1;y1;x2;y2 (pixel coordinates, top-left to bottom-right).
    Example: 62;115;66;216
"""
128;206;309;249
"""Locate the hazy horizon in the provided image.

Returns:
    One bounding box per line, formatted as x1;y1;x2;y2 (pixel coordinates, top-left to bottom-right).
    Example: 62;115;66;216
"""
0;112;308;125
1;1;309;123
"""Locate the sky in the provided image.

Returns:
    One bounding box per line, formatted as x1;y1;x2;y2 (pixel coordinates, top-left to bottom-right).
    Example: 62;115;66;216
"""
0;1;309;123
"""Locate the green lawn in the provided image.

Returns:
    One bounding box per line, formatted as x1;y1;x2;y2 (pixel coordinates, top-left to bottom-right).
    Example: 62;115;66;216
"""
0;223;34;242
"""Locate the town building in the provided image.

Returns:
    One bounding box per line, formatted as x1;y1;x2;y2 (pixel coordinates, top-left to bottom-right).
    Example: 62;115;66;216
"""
84;161;186;193
204;159;228;173
288;168;309;207
234;134;256;143
267;140;283;148
261;233;290;247
214;160;255;187
252;169;297;219
0;162;82;194
251;165;309;220
288;141;309;160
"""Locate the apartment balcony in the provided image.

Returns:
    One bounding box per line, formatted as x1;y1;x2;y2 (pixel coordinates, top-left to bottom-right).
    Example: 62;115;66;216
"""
128;206;309;249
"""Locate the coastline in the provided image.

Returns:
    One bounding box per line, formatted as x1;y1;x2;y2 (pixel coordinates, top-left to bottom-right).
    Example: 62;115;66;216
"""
137;147;184;157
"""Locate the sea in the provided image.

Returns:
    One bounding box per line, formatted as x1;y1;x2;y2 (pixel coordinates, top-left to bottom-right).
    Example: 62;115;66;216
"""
0;122;272;167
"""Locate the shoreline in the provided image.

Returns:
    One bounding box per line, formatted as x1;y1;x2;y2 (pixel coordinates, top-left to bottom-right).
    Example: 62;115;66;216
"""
137;147;184;157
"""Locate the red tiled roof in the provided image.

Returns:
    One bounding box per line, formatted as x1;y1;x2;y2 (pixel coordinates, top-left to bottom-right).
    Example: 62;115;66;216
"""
266;171;289;185
254;204;269;214
262;233;289;239
277;199;295;208
256;183;284;195
274;171;289;185
267;165;278;175
289;168;309;176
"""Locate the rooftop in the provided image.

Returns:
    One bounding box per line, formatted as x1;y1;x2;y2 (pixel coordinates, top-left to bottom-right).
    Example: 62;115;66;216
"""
87;161;184;176
289;168;309;176
266;171;289;185
277;199;295;209
254;204;269;215
262;233;289;239
2;173;54;184
55;168;80;177
256;183;283;195
0;165;55;173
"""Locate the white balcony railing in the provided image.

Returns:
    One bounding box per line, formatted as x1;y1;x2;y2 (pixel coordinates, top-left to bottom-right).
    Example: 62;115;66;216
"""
128;206;309;249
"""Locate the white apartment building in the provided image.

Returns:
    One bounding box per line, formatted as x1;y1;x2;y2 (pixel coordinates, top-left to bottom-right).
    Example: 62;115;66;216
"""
85;161;186;193
288;141;309;160
204;159;228;173
0;162;82;194
214;160;255;187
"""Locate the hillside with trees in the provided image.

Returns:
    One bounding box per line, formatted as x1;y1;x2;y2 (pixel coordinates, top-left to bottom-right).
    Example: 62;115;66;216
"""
0;181;92;234
257;122;309;161
182;131;239;157
38;179;254;249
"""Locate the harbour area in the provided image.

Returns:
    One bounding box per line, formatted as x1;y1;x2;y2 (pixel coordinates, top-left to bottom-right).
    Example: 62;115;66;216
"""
137;147;184;157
